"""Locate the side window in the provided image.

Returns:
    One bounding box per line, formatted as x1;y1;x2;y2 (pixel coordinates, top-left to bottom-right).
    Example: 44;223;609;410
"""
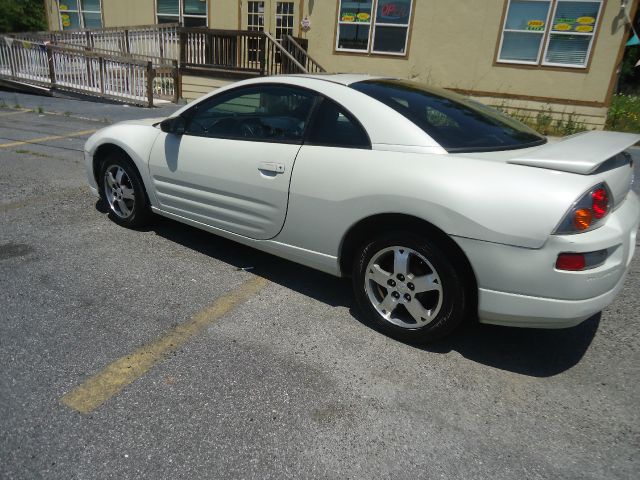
185;86;316;142
306;98;370;149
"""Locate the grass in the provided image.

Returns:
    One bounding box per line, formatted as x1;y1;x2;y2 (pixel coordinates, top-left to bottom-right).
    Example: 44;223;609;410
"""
14;149;54;158
605;94;640;133
497;104;587;137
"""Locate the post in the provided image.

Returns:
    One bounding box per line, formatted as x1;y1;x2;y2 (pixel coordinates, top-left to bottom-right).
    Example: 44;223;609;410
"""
179;30;187;67
258;33;266;76
146;61;154;108
172;60;179;104
98;57;105;94
46;44;56;87
8;39;17;79
124;29;130;54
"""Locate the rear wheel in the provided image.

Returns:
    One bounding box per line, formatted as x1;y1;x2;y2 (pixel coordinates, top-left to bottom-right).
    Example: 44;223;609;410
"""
99;153;151;228
353;232;468;344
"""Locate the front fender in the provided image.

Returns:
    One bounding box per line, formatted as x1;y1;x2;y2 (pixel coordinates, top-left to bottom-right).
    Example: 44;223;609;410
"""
85;123;162;206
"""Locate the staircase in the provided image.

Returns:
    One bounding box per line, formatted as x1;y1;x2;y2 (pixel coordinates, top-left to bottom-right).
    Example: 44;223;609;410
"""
0;24;325;107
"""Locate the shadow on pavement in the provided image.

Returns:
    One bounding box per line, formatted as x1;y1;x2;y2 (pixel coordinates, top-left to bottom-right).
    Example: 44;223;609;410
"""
119;208;599;378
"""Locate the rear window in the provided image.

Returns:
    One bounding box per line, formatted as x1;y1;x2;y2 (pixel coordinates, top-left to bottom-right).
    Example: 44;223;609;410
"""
350;79;546;153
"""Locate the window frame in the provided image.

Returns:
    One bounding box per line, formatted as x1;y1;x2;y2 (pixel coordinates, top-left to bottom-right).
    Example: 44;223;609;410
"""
57;0;103;30
496;0;605;70
303;97;372;150
335;0;415;57
181;84;318;145
155;0;208;27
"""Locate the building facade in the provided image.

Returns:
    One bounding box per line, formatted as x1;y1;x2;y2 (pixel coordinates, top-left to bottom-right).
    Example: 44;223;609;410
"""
43;1;639;128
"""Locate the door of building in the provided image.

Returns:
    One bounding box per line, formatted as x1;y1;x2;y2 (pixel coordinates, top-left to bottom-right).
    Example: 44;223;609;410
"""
240;1;300;40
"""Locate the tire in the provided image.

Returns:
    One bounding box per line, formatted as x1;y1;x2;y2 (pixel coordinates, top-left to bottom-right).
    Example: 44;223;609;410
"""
352;232;469;344
98;152;152;228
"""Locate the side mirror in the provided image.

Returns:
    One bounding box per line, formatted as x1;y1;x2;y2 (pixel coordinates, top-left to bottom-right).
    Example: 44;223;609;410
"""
160;116;186;135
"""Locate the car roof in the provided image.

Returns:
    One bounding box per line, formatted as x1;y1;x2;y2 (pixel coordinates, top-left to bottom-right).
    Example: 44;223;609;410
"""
271;73;392;86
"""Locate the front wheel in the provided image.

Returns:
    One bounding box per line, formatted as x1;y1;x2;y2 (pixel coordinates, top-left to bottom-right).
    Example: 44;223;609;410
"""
352;233;469;344
99;153;151;228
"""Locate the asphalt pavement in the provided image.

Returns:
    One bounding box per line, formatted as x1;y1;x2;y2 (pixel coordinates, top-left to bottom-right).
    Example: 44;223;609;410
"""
1;92;639;480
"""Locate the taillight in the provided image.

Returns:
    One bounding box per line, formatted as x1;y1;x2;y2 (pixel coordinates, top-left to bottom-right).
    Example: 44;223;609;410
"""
556;250;608;271
554;183;612;234
591;188;609;219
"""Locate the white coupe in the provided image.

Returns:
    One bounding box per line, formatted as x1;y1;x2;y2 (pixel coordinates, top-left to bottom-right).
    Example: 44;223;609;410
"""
84;74;640;343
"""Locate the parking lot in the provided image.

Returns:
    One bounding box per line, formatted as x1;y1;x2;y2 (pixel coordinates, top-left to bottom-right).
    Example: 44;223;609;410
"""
1;91;639;480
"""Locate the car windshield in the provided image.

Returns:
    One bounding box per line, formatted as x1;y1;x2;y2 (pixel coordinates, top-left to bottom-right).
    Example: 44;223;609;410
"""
350;79;546;153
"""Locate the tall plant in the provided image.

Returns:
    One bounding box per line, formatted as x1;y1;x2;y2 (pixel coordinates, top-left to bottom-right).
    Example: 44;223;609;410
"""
0;0;47;33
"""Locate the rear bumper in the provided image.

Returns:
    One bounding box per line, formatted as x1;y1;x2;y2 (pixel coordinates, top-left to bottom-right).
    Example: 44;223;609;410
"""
454;191;639;329
477;269;628;328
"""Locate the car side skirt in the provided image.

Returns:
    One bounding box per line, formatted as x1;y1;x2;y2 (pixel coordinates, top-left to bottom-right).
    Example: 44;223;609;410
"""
150;207;341;277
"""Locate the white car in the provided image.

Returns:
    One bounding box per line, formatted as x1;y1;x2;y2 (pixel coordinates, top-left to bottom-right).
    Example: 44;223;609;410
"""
84;74;640;343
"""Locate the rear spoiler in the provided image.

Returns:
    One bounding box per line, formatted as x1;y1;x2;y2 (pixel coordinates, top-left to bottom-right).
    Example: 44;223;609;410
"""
508;131;640;174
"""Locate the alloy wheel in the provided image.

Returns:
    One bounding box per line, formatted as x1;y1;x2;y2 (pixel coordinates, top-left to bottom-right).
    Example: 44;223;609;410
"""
103;165;135;219
364;246;443;329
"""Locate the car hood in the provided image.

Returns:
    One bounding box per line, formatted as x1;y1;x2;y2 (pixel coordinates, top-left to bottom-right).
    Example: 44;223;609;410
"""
116;117;166;127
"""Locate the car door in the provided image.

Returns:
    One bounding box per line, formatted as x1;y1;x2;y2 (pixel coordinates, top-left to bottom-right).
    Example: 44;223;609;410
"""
148;84;316;240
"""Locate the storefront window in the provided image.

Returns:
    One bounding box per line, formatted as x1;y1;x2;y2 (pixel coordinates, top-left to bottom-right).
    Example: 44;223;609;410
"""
58;0;102;30
157;0;207;27
336;0;413;55
497;0;603;68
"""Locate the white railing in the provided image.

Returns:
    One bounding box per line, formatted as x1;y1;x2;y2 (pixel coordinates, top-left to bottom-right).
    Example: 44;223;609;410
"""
0;37;177;106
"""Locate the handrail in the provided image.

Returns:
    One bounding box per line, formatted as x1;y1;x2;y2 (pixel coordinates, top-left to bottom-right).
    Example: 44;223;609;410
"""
282;34;326;73
59;43;176;67
0;37;179;106
264;32;307;74
11;23;181;38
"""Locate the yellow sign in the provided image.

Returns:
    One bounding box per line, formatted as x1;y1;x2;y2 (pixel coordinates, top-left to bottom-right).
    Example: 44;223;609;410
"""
527;20;545;28
553;23;572;31
577;16;595;24
63;21;71;27
59;4;68;10
356;12;370;21
575;25;594;32
61;14;70;20
341;14;355;22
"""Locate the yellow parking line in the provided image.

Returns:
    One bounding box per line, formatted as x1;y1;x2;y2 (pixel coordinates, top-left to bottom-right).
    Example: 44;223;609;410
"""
61;276;268;414
0;109;31;117
0;129;97;149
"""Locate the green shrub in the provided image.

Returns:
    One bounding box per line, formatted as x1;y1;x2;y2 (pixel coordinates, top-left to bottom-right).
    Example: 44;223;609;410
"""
606;94;640;133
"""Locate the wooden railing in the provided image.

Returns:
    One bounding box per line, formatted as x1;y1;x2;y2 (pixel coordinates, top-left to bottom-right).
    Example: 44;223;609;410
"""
180;28;309;77
3;25;326;106
0;39;177;106
281;35;325;74
12;24;180;60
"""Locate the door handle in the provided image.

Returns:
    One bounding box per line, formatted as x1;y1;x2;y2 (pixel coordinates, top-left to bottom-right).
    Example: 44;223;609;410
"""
258;162;285;174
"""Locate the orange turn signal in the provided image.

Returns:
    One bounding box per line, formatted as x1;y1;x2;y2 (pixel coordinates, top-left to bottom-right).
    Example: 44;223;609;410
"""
573;208;593;230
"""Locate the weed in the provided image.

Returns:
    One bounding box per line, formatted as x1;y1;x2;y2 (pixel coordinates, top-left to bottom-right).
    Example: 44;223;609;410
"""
64;111;71;117
37;106;44;114
606;94;640;133
14;149;54;158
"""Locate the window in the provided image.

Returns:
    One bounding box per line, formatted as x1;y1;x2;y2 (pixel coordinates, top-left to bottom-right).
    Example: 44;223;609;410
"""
58;1;102;30
351;79;546;153
306;98;370;149
185;86;316;142
156;0;207;27
275;2;296;42
336;0;414;55
247;2;265;63
497;0;603;68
